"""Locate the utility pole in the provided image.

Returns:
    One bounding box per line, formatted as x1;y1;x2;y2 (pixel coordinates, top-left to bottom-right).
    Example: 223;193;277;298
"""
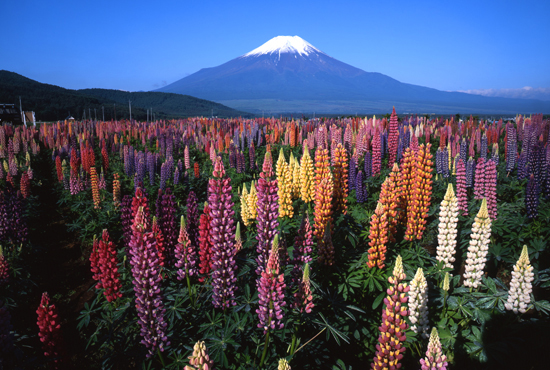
129;100;132;121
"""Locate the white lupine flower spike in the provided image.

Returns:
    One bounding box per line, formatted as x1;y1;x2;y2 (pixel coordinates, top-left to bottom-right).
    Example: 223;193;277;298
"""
505;245;534;314
436;184;459;271
408;267;429;338
463;199;492;289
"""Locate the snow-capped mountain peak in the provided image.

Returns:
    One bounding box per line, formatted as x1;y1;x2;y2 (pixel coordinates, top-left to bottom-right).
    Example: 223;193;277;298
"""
243;36;323;57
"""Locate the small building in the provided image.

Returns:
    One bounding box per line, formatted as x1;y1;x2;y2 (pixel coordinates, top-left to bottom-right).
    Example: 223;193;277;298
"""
0;104;23;125
22;111;36;126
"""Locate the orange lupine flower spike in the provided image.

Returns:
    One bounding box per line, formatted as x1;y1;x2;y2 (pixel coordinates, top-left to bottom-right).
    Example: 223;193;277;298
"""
332;143;349;215
367;202;388;269
113;173;121;208
315;174;334;266
314;147;331;191
404;143;434;241
397;147;415;225
90;166;101;209
379;163;400;242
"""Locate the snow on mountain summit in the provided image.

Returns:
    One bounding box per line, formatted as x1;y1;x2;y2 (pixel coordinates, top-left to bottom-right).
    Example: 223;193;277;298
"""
243;36;323;57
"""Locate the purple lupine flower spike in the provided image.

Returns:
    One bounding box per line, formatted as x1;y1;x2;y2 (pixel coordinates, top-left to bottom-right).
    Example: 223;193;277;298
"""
356;170;366;203
526;174;540;219
364;150;372;178
466;157;475;188
291;212;313;284
257;234;286;332
159;189;178;260
348;156;357;192
186;191;200;250
175;216;197;279
208;157;238;309
128;207;170;357
255;151;279;275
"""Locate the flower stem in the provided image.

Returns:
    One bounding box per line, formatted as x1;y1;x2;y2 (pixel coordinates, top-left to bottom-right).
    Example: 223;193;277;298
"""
294;327;326;354
157;348;166;368
186;270;195;306
259;329;270;368
289;323;299;356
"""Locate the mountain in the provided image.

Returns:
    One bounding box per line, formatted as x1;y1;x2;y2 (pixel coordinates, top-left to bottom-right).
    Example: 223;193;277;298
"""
0;70;251;122
157;36;550;114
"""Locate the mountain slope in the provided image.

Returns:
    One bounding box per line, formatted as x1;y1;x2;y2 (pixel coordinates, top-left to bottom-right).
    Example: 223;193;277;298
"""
157;36;550;114
0;70;251;121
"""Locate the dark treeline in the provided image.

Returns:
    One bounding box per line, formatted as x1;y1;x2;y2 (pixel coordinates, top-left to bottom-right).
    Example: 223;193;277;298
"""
0;70;252;122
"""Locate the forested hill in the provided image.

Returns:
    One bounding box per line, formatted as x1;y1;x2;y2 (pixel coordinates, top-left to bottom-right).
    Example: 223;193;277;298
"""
78;88;252;119
0;70;252;121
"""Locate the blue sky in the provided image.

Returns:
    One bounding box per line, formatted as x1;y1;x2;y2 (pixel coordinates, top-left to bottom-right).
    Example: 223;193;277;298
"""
2;0;549;94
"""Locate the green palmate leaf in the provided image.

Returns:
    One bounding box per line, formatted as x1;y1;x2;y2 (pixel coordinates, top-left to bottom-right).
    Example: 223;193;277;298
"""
332;359;352;370
532;298;550;315
535;268;550;288
372;292;385;310
314;312;350;346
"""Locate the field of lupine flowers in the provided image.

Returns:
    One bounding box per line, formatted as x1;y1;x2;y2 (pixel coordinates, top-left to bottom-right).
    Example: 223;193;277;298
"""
1;110;550;369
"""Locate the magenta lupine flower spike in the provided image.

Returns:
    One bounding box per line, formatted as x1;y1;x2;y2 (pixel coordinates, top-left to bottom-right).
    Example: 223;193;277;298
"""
175;215;198;280
255;151;279;274
420;327;448;370
0;247;9;286
484;159;497;220
208;157;238;309
474;157;486;200
36;292;66;367
129;207;170;357
91;230;123;302
294;263;314;313
257;234;286;332
372;130;382;176
184;145;190;170
388;107;399;167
